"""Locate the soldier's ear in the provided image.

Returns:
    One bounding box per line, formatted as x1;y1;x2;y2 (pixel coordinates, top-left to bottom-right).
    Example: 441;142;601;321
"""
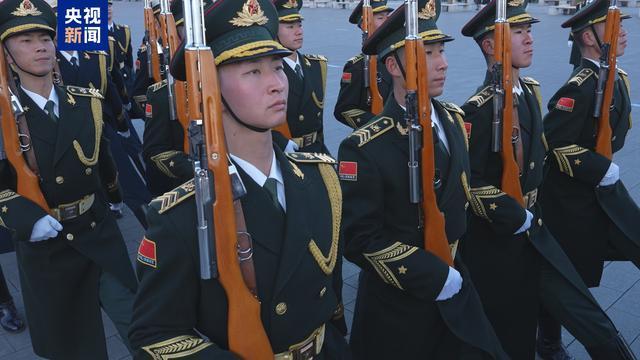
480;36;494;58
385;54;402;78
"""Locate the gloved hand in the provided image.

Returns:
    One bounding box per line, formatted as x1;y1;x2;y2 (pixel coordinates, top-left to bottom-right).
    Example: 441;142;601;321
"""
599;162;619;187
110;202;124;219
117;129;131;139
514;209;534;235
123;102;132;111
435;266;463;301
284;140;299;153
29;215;63;242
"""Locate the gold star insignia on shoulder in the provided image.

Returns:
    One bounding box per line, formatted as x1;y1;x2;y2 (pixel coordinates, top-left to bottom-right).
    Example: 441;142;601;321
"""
169;161;175;167
23;106;29;112
1;206;7;213
398;266;407;274
574;159;582;165
489;203;498;211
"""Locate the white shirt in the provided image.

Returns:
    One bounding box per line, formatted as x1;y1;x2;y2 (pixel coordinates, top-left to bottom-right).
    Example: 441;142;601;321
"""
60;50;79;65
283;53;303;77
21;85;59;118
230;151;286;211
513;81;524;97
108;22;114;32
400;102;450;152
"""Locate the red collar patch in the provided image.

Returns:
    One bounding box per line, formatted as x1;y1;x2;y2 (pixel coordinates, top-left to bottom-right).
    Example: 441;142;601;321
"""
137;237;157;268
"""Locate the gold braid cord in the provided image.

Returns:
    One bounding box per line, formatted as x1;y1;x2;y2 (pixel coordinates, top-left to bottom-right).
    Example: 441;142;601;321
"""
72;97;102;166
308;163;341;275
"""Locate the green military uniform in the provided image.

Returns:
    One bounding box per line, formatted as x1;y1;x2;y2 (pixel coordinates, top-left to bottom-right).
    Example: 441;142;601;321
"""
274;0;329;153
460;1;635;359
0;1;137;357
129;1;349;358
339;1;507;358
334;0;393;129
108;0;134;89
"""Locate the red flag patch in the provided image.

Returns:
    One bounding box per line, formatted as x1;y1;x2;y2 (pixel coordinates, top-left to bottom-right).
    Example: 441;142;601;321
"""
137;237;157;268
464;122;472;139
339;161;358;181
555;97;575;112
145;103;153;118
341;72;352;84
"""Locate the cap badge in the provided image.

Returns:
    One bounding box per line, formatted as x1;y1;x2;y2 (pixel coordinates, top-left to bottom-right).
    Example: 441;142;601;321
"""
12;0;43;17
282;0;298;9
230;0;269;27
508;0;524;7
418;0;436;20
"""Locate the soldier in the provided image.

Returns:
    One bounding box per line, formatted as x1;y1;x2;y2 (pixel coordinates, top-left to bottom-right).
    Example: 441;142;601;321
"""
131;0;162;111
129;0;349;358
460;1;635;358
0;0;137;357
539;0;638;357
273;0;330;153
334;0;393;129
108;0;135;91
0;263;24;333
338;0;507;358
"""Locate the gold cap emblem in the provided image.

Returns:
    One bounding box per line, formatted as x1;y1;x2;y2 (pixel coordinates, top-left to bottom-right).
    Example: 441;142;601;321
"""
508;0;524;6
418;0;436;20
282;0;298;9
12;0;43;16
230;0;269;27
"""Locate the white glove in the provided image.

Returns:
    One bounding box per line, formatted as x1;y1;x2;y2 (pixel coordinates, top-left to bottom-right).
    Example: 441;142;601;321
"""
117;130;131;138
110;202;124;212
29;215;63;242
599;162;619;187
284;140;299;154
123;102;132;111
514;209;534;235
436;266;463;301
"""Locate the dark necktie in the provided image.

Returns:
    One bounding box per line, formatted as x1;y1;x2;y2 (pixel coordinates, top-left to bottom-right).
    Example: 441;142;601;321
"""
294;63;303;80
263;178;282;211
70;56;79;70
44;100;58;123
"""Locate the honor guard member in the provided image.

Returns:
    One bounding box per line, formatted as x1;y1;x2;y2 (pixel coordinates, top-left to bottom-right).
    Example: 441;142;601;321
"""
0;0;138;357
274;0;330;153
338;1;508;358
131;0;162;110
460;1;636;359
334;0;393;129
142;0;192;196
108;0;135;90
129;0;349;358
539;0;639;357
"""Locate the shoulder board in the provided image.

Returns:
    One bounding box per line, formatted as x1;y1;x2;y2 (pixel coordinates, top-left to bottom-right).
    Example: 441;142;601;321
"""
617;68;627;77
151;179;195;214
305;54;328;62
348;116;395;147
286;152;336;164
119;24;130;29
150;80;167;92
348;54;364;64
522;77;540;86
66;86;104;99
568;68;594;86
466;86;493;108
85;50;108;56
441;101;465;116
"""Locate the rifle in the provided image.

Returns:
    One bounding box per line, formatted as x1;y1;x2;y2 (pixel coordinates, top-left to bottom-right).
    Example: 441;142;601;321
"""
144;0;162;83
593;0;620;160
183;0;273;357
405;0;453;266
362;0;383;114
0;40;49;211
491;0;524;205
158;0;189;152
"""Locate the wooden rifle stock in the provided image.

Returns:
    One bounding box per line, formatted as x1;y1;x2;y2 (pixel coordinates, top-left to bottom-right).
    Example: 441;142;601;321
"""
184;41;273;360
404;3;453;266
495;21;524;205
145;7;162;83
594;5;620;160
362;3;383;114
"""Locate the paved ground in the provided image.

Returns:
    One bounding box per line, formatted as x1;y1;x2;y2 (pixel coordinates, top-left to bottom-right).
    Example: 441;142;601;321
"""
0;1;639;359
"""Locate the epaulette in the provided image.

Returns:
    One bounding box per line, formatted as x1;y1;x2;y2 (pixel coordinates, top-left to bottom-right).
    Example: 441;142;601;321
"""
466;86;493;108
348;116;395;147
66;86;104;99
348;54;364;64
441;101;465;116
150;80;167;92
522;77;540;86
305;54;328;62
568;68;594;86
151;179;195;214
617;68;627;77
286;152;336;164
85;50;108;56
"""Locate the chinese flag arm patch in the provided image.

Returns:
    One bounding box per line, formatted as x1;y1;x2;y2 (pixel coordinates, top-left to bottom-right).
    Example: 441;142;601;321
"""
137;237;157;268
145;103;152;118
464;122;472;139
341;72;352;84
339;161;358;181
555;97;575;112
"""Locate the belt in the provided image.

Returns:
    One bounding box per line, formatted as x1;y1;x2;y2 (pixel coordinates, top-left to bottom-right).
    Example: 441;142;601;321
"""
51;194;95;222
291;131;318;149
523;188;538;209
274;324;325;360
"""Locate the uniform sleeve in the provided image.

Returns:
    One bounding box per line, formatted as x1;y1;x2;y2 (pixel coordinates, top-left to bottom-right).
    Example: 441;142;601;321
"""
98;132;124;204
129;206;237;359
462;103;527;235
543;84;611;186
105;73;129;132
132;45;151;105
125;27;134;70
0;160;48;241
333;59;375;129
338;139;449;301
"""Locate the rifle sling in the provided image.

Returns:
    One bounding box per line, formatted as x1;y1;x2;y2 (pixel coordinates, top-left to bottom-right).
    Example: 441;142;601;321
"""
512;97;524;175
234;199;259;298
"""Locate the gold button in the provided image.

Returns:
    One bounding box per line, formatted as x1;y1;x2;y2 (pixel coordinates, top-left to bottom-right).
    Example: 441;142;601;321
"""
55;176;64;184
538;218;543;226
275;302;287;315
612;136;617;141
90;221;96;229
529;162;535;170
319;287;327;298
66;233;74;241
85;168;92;175
298;115;304;121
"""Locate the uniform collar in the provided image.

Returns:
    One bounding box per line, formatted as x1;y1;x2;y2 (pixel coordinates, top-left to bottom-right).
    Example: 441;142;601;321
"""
60;50;79;64
21;84;59;117
283;52;302;72
230;149;286;210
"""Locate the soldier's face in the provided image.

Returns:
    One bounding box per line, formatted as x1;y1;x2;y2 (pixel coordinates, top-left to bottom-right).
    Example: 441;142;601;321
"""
108;4;113;22
372;12;389;31
510;24;533;69
218;55;289;128
592;22;627;57
425;42;448;97
4;31;56;77
278;21;303;51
